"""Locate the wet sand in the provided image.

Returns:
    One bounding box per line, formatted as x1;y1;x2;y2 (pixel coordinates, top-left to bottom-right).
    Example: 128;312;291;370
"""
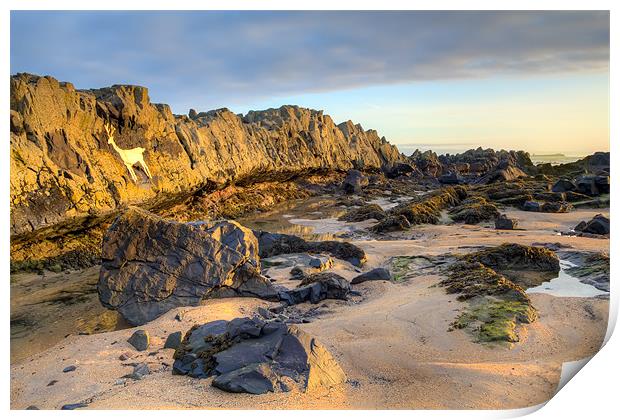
10;207;609;409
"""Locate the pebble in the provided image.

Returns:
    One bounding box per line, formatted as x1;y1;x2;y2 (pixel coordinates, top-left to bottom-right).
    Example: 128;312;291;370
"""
62;365;77;373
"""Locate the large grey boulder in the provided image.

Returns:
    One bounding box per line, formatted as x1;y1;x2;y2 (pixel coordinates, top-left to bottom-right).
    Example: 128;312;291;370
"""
552;179;577;193
98;207;279;325
173;317;346;394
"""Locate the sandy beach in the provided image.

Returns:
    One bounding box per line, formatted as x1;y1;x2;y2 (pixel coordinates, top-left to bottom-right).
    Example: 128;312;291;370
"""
10;207;609;410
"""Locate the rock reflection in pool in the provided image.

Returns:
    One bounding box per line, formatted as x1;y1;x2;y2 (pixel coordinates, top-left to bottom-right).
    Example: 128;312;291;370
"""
526;260;608;298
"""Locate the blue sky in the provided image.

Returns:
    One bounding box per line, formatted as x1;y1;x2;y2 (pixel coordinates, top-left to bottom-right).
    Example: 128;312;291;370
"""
10;11;609;155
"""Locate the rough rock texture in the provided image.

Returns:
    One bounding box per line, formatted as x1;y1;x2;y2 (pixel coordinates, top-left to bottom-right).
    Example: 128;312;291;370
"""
10;73;404;239
98;207;278;325
476;161;528;184
562;251;610;292
127;330;150;351
448;196;500;224
254;231;367;267
575;214;610;235
338;204;386;222
462;243;560;274
172;317;346;394
351;268;392;284
341;169;369;194
369;215;411;233
495;214;518;230
281;272;351;305
389;186;466;225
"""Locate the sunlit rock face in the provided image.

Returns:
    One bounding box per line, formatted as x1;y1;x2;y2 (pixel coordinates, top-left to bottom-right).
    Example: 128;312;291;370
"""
10;73;404;239
98;207;279;325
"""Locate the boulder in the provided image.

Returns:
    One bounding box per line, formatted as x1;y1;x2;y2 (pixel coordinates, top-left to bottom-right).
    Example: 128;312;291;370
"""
164;331;183;350
438;172;463;185
552;179;577;193
540;201;572;213
341;170;369;194
127;330;150;351
495;214;518;230
522;201;541;212
338;204;386;222
384;162;418;178
308;255;334;270
370;215;411;233
575;214;610;235
351;268;392;284
576;175;600;196
172;317;346;394
254;231;367;267
280;272;351;305
98;208;279;325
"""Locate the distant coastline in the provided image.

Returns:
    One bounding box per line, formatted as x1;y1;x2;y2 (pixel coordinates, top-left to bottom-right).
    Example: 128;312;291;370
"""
395;144;585;166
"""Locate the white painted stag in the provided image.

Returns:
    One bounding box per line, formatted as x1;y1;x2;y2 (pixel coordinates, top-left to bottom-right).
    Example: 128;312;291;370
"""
104;122;152;183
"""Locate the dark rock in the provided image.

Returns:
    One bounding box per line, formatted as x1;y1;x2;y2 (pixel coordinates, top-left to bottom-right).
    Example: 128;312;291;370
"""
119;352;132;361
438;172;463;185
62;365;77;373
163;331;183;350
254;230;367;267
173;317;346;394
384;161;419;178
61;403;88;410
281;272;351;305
47;380;58;386
495;214;518;230
257;307;275;319
127;330;150;351
212;363;279;394
576;175;600;196
449;196;499;224
522;201;541;212
26;406;39;410
540;201;572;213
476;163;528;184
552;179;577;192
98;208;279;325
308;255;334;270
125;363;150;380
351;268;392;284
370;215;411;233
338;204;387;222
575;214;609;235
341;170;369;194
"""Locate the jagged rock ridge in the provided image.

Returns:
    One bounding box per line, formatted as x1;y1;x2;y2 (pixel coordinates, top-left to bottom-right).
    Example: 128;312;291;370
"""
10;73;404;239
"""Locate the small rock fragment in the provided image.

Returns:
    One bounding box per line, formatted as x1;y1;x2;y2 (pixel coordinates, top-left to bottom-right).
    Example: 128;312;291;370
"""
127;330;150;351
62;365;77;373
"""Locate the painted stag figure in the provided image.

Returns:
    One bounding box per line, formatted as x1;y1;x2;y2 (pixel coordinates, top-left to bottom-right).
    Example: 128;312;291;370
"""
104;122;152;183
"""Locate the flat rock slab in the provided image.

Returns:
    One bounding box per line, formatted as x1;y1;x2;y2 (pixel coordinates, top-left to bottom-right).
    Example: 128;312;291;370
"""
173;317;346;395
351;268;392;284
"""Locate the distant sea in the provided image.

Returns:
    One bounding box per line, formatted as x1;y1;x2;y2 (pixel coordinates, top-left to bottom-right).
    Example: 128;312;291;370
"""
394;144;583;166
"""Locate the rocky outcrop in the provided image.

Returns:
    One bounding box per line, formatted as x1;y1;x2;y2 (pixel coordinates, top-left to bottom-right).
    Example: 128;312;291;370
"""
495;214;518;230
253;231;367;267
172;317;346;394
338;204;386;222
448;196;500;224
389;186;466;225
281;272;351;305
98;207;278;325
575;214;610;235
10;73;404;239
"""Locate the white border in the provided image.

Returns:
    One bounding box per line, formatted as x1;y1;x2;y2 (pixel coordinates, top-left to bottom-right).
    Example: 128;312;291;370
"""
2;1;617;419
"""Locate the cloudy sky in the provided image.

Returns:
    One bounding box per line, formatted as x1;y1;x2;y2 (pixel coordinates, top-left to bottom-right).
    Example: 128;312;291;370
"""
11;11;609;155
